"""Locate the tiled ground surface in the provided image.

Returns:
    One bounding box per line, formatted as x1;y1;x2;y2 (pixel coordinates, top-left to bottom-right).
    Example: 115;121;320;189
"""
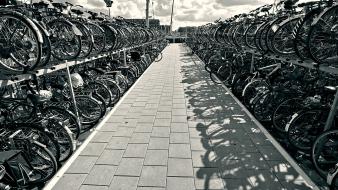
52;44;313;190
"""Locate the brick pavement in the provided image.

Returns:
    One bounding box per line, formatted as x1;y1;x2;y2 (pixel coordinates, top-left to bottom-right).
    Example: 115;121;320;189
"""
52;44;313;190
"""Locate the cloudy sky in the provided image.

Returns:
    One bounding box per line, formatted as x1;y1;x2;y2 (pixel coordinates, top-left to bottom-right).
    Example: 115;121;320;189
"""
44;0;310;30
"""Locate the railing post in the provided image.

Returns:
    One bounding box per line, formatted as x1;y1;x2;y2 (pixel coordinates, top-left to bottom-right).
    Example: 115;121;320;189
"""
123;48;127;67
324;89;338;131
65;63;82;131
250;53;255;73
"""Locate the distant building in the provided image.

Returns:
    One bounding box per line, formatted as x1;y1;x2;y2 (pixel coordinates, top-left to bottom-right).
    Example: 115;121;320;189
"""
124;19;160;28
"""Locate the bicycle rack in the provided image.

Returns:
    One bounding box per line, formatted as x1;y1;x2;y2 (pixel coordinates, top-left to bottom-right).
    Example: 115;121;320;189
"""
0;39;164;134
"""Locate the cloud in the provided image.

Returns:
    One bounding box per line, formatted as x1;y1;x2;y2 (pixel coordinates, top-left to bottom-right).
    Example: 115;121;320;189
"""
45;0;272;30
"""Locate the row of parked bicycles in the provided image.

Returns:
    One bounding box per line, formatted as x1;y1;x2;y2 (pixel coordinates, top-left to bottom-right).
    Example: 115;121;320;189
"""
187;0;338;189
0;0;167;189
0;0;164;74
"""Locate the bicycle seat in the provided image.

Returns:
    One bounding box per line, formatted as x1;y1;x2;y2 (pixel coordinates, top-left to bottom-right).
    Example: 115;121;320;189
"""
71;9;83;15
51;2;67;9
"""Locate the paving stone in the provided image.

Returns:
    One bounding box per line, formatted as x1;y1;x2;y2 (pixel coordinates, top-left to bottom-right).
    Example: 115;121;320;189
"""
67;156;97;173
81;143;107;156
156;111;172;119
80;185;109;190
112;127;134;137
91;132;114;143
169;144;191;158
194;168;224;190
96;149;124;165
158;106;172;112
241;152;270;170
280;181;313;190
151;127;170;137
148;138;169;149
135;124;153;132
171;109;187;116
191;150;218;168
173;99;186;104
170;122;189;132
129;133;151;144
145;103;158;109
189;128;203;138
138;166;167;187
257;145;285;161
190;138;211;151
167;177;195;190
99;123;118;132
222;178;253;190
107;116;125;123
83;165;116;185
138;116;156;123
123;144;148;157
141;109;158;116
167;158;193;177
144;150;168;165
109;176;139;190
153;119;171;127
169;133;190;144
115;158;144;176
246;169;284;189
106;137;130;149
137;187;165;190
53;174;87;190
171;116;188;123
133;102;146;107
172;104;186;109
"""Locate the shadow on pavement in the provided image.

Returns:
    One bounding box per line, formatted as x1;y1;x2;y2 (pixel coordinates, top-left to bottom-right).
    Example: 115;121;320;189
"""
178;44;313;190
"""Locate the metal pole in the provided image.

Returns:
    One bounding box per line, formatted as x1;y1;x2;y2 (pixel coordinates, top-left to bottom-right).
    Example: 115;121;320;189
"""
250;53;255;73
324;89;338;131
169;0;175;33
146;0;150;28
65;63;82;130
123;49;127;67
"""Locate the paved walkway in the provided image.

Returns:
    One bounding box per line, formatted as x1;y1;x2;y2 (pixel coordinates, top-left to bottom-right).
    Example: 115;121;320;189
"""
51;44;313;190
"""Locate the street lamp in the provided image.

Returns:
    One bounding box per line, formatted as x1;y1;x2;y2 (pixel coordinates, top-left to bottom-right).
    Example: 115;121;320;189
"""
104;0;113;17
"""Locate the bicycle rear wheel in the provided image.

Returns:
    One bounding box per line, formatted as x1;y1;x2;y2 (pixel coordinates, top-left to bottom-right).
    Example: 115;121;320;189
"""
0;11;42;73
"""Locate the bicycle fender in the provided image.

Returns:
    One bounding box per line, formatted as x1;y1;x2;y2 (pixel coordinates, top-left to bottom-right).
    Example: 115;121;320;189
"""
32;19;50;37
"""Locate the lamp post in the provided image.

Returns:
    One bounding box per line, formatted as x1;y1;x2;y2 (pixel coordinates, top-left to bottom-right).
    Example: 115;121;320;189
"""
146;0;150;28
169;0;174;33
104;0;113;17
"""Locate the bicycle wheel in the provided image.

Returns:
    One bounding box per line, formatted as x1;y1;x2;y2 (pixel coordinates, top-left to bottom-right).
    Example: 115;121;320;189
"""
72;20;93;58
75;95;103;125
0;11;42;73
87;81;112;107
272;17;300;55
26;141;58;183
32;20;51;67
272;98;304;133
43;106;81;139
242;79;269;108
13;125;60;164
231;73;254;99
312;129;338;178
308;5;338;65
47;19;82;60
293;8;321;60
45;119;74;162
287;109;327;151
86;22;105;55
